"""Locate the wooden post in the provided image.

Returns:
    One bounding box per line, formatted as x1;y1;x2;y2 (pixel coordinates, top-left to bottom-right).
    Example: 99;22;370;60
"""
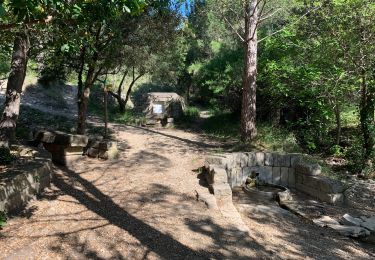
104;85;108;139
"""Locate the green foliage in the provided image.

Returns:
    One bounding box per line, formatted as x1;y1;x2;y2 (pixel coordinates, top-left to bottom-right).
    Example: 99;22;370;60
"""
184;106;200;119
0;211;7;228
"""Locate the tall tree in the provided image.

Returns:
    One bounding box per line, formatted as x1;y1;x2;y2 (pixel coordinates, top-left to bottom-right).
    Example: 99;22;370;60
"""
0;0;55;152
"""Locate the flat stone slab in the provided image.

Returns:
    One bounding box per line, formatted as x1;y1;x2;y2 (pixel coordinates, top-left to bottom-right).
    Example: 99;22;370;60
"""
34;130;88;147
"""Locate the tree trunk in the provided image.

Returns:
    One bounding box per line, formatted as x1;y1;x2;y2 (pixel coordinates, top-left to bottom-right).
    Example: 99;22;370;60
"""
77;66;95;135
359;74;375;161
334;103;341;146
0;29;30;149
241;0;258;142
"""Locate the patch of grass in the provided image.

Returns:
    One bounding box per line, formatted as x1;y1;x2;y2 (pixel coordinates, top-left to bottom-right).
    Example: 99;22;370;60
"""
201;112;240;139
253;124;302;153
341;105;359;127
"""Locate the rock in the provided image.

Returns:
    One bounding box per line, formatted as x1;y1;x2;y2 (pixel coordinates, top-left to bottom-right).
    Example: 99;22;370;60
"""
340;213;363;227
278;190;293;202
360;217;375;232
327;224;370;238
313;216;340;227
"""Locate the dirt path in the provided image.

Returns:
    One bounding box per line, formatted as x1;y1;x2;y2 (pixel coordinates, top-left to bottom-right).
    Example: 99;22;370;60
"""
1;124;374;259
0;124;267;259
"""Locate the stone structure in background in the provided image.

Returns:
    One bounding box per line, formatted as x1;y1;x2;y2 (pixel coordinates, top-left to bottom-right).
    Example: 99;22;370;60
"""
85;137;119;160
134;92;185;126
0;146;52;213
205;152;345;205
32;130;88;166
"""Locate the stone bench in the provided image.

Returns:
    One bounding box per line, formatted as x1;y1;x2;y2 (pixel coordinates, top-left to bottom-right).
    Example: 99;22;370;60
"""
32;130;88;166
205;152;345;205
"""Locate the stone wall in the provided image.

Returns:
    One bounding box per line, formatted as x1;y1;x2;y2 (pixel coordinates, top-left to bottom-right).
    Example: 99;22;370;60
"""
0;147;53;213
205;152;345;205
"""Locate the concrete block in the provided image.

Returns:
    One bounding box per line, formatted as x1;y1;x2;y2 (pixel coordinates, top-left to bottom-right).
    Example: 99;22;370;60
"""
272;167;281;185
280;167;289;186
264;153;273;166
288;168;296;188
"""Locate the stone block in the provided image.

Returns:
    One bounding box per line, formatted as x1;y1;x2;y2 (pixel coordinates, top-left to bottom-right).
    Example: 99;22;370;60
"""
264;153;273;166
213;168;228;184
340;214;364;227
240;153;250;167
229;167;242;188
87;148;99;158
242;166;272;184
290;154;302;167
259;166;273;183
273;154;291;167
280;167;289;186
296;182;343;204
318;178;345;193
205;155;227;167
303;175;320;188
327;224;370;238
212;183;232;206
295;163;321;176
296;173;303;184
254;152;265;166
288;168;296;188
272;167;281;185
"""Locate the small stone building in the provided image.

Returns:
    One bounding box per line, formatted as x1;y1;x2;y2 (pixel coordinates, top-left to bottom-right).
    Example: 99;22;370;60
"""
136;92;185;125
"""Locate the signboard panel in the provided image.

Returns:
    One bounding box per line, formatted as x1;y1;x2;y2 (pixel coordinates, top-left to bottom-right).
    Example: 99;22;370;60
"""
153;104;163;114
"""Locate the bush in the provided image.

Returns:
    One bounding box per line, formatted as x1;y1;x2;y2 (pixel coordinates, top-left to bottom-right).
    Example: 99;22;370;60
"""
0;211;7;228
184;106;200;119
0;147;14;165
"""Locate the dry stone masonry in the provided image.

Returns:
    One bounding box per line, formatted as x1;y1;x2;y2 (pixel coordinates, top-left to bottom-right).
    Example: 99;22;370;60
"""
0;146;53;213
205;152;345;205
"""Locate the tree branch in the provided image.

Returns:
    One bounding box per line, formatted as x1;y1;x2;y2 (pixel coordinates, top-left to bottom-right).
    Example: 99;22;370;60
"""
257;6;322;43
222;16;245;42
